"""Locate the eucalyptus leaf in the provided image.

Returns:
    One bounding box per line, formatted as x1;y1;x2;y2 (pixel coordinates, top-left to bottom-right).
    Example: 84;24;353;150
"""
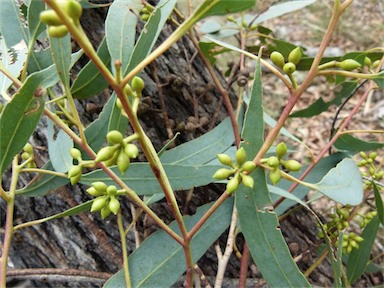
236;57;310;287
49;34;71;86
0;65;59;175
346;215;380;284
371;70;384;89
334;134;384;152
0;0;29;49
108;93;128;134
373;182;384;225
47;118;73;173
71;37;111;99
80;163;221;195
27;0;45;40
311;158;363;205
192;0;255;20
103;199;233;288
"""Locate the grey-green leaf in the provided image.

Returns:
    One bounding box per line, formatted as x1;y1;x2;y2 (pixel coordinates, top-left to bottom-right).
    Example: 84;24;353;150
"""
103;199;233;288
193;0;256;21
311;158;363;205
27;0;45;40
50;34;71;86
47;118;73;173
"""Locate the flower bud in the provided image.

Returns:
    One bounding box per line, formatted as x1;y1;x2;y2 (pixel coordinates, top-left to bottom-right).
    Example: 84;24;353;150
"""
117;150;130;174
106;185;117;196
236;147;247;165
267;156;280;168
66;0;83;20
241;174;254;189
364;57;372;67
131;76;145;94
288;47;302;65
124;143;139;159
21;152;31;161
48;25;69;38
336;59;361;71
68;165;82;178
92;181;108;193
369;152;377;160
91;195;108;212
107;130;124;145
213;168;234;180
101;205;112;219
104;150;119;167
40;10;62;26
86;186;103;197
141;14;150;21
69;173;81;185
283;62;296;74
217;154;233;166
269;168;281;185
281;159;301;172
275;142;287;158
242;161;256;173
124;84;134;97
70;148;82;160
109;196;120;214
226;176;239;194
95;146;117;162
270;51;285;68
372;60;380;68
23;143;34;154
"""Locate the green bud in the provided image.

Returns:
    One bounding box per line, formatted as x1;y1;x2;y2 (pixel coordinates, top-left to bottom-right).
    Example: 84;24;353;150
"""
281;159;301;172
227;16;236;23
124;143;139;159
275;142;287;158
336;59;361;71
267;156;280;168
270;51;285;68
66;0;83;21
100;205;112;219
104;149;119;167
375;170;384;179
69;173;81;185
213;168;234;180
241;174;254;189
95;146;118;162
92;181;108;193
131;76;145;94
124;84;134;97
106;185;117;196
142;7;150;14
141;13;150;21
40;10;63;26
242;161;256;173
372;60;380;69
48;25;69;38
364;57;372;67
359;151;368;159
350;240;359;249
283;62;296;74
369;166;375;176
269;168;281;185
116;98;123;110
109;196;120;214
91;195;108;212
86;186;104;197
21;152;31;161
70;148;82;160
217;154;233;166
354;235;364;242
288;47;302;65
23;143;34;154
226;176;240;195
369;152;377;160
117;150;130;174
68;165;82;178
107;130;124;145
236;147;247;165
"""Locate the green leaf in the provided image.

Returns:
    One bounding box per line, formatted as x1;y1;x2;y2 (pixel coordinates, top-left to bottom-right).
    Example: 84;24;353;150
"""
0;0;29;49
311;158;363;205
28;49;53;73
105;0;140;75
290;81;358;118
253;1;316;24
0;65;59;175
108;93;128;134
370;70;384;89
346;215;380;284
47;118;73;173
160;117;234;165
71;37;111;99
124;0;177;75
49;34;71;86
333;134;384;152
80;163;221;195
103;198;233;288
0;37;27;97
16;162;69;197
193;0;255;20
236;57;310;287
27;0;45;40
200;19;221;34
373;182;384;225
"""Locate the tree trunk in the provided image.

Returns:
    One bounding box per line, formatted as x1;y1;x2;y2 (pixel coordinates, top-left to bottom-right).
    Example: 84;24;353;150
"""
1;5;378;288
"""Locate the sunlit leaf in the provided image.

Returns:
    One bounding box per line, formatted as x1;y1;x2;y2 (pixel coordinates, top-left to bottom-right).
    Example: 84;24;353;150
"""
333;134;384;152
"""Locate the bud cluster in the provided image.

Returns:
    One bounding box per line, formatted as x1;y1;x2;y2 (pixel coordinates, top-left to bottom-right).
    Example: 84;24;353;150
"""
263;142;302;185
87;182;121;219
95;130;139;174
140;3;154;22
21;143;37;168
337;232;364;254
40;0;83;38
358;151;383;190
270;47;302;75
213;147;256;195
